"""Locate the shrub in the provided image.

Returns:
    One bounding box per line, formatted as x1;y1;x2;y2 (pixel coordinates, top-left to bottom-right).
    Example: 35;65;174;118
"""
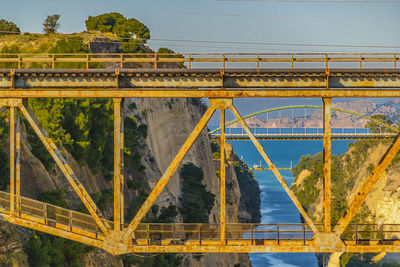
179;163;215;223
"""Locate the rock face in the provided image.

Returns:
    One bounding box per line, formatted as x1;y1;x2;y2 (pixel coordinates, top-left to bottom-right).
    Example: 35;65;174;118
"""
291;139;400;266
0;96;259;267
138;98;254;267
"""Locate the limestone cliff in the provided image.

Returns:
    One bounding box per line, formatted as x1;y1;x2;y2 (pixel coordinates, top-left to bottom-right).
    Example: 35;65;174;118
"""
292;139;400;266
137;98;253;267
0;32;260;266
0;96;258;267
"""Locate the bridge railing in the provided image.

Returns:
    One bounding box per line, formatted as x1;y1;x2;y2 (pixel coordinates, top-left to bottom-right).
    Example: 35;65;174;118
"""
0;53;399;70
0;191;111;238
133;223;319;245
342;223;400;244
2;190;400;246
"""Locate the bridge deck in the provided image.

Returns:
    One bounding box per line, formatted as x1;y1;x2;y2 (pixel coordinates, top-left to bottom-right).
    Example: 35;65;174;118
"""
1;190;400;253
210;133;397;140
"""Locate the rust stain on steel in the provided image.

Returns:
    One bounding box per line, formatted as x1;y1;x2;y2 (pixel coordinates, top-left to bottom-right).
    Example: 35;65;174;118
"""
19;101;110;235
126;76;222;88
332;77;400;88
15;109;21;214
0;52;399;72
229;104;319;234
123;104;217;240
9;106;15;218
3;74;400;89
220;108;226;245
226;77;326;88
334;133;400;235
113;98;124;232
0;89;400;98
1;214;105;248
323;98;332;233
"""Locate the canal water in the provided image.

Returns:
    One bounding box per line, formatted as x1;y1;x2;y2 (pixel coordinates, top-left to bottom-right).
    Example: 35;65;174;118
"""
228;138;353;267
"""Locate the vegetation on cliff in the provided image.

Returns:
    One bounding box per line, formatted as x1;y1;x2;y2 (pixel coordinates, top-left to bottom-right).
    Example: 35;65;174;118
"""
0;19;20;35
292;139;380;225
0;14;256;267
179;162;216;223
85;12;150;53
291;115;400;267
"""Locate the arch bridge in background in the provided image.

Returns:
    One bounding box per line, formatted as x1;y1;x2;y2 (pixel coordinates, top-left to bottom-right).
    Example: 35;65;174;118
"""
209;105;399;140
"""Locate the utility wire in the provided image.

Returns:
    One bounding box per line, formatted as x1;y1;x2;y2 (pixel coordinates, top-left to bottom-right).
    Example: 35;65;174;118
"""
148;42;359;53
150;38;400;49
2;30;400;50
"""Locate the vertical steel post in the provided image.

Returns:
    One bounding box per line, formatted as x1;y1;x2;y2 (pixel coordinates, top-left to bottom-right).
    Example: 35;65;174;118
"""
123;105;216;239
51;54;55;69
113;98;124;232
220;108;226;245
120;100;125;227
10;106;15;217
230;105;318;234
16;109;20;215
323;97;332;233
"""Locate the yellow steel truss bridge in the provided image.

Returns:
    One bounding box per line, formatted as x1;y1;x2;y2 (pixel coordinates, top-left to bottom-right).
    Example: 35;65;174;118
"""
0;53;399;255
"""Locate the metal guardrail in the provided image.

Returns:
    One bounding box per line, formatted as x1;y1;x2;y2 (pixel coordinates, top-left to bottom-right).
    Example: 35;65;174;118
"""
132;223;400;245
1;191;400;246
0;191;111;238
133;223;317;245
0;53;399;70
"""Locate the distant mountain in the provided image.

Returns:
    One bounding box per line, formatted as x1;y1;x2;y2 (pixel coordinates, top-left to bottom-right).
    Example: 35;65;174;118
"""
228;99;399;128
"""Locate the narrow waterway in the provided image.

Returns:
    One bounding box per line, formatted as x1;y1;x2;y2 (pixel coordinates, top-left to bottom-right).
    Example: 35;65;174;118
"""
229;138;353;267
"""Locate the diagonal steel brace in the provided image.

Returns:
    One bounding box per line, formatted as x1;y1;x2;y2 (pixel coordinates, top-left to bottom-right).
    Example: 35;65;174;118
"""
19;100;110;234
230;104;319;234
123;104;217;240
334;133;400;235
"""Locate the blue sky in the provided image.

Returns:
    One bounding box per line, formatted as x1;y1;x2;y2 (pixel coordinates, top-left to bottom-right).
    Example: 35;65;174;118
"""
2;0;400;53
1;0;399;123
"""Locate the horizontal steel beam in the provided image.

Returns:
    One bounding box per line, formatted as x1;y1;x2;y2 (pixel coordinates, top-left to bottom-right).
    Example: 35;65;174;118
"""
128;243;400;254
210;133;397;140
0;89;399;98
2;69;400;89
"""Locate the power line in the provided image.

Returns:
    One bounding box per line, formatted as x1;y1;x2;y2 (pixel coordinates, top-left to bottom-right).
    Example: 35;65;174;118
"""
150;38;400;49
2;30;400;50
170;10;400;22
148;42;359;53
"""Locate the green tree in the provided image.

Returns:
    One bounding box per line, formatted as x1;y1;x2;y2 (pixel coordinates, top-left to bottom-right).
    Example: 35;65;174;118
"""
37;189;67;208
0;19;20;35
179;163;215;223
85;12;150;53
25;232;50;267
365;114;393;133
157;47;175;54
113;18;150;41
85;12;125;33
25;231;92;267
121;39;145;53
43;14;60;34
